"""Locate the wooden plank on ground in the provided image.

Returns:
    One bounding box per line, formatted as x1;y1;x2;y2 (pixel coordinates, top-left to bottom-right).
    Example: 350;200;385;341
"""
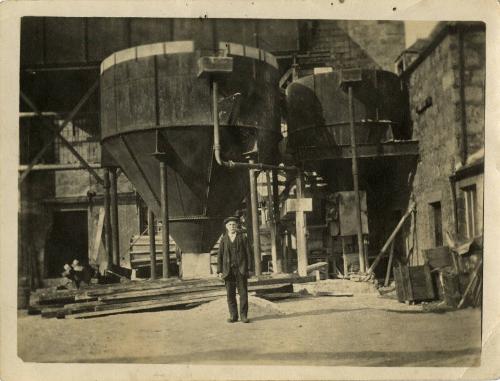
68;295;221;319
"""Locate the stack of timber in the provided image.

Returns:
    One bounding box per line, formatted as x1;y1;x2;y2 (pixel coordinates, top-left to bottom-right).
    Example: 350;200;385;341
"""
29;274;316;319
128;235;178;269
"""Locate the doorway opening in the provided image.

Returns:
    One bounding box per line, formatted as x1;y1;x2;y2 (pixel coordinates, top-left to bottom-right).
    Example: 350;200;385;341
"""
45;210;88;278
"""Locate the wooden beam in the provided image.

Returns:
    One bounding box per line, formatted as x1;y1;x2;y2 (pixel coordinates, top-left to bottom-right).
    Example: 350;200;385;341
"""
18;94;104;184
297;141;419;162
18;80;100;184
367;203;415;275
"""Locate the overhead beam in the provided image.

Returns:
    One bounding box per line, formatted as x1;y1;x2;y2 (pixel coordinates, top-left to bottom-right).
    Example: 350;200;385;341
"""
18;80;100;185
296;141;419;162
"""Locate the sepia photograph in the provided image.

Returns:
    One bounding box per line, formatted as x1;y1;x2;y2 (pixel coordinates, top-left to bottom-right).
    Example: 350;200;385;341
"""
1;1;499;380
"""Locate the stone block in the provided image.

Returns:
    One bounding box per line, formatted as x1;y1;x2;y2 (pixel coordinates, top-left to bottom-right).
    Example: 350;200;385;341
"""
465;86;484;104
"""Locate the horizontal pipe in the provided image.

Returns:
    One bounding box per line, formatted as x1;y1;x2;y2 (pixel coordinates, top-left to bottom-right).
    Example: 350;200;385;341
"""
18;163;102;172
211;80;297;172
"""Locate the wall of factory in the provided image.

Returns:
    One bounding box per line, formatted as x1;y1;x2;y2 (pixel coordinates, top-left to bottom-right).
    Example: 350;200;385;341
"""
404;25;485;263
19;117;140;282
303;20;405;72
20;17;300;67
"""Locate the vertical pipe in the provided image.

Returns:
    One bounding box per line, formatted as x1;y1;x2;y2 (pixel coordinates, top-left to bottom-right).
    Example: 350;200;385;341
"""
103;169;113;267
109;167;120;266
348;85;366;273
295;170;308;276
249;160;262;276
341;237;348;276
148;208;157;280
160;161;170;278
265;171;280;273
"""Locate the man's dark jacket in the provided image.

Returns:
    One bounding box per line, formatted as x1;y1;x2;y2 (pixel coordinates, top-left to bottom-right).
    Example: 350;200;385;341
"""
217;232;253;279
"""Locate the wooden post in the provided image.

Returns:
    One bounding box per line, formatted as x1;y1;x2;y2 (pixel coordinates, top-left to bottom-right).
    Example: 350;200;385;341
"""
148;209;157;280
295;170;308;276
103;169;113;267
109;167;120;266
367;203;415;275
265;171;281;273
249;160;262;275
159;161;170;279
363;236;369;270
341;237;348;276
348;85;366;273
282;230;289;273
384;242;395;287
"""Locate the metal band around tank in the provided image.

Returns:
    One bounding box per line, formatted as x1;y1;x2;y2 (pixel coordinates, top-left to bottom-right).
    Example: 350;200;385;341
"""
100;40;195;74
100;40;279;74
218;41;278;70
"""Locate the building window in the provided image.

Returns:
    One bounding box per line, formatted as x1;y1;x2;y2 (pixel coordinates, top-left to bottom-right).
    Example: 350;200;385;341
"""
430;201;443;247
463;185;478;239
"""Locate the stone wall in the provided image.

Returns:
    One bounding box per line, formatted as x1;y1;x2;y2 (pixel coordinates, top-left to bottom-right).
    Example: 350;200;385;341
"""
404;25;485;262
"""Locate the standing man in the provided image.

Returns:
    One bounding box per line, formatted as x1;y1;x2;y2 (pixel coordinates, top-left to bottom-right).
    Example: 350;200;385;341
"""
217;216;253;323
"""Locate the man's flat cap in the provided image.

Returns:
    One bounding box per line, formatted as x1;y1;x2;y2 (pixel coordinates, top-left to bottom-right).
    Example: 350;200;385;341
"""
223;216;239;225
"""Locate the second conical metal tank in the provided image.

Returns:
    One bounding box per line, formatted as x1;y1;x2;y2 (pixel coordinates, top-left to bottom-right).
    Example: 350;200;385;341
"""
285;69;409;151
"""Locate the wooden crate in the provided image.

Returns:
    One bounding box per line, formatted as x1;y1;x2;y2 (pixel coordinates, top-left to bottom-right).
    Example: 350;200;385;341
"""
394;264;435;303
423;246;453;269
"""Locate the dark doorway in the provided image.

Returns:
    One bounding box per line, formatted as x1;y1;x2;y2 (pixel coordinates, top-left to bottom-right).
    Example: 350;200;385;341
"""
45;210;88;278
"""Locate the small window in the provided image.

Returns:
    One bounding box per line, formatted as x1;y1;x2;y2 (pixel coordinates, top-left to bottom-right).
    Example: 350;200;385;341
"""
430;201;443;247
463;185;478;239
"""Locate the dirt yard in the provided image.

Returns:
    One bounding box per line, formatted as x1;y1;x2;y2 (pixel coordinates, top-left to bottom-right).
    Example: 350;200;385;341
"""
18;293;481;367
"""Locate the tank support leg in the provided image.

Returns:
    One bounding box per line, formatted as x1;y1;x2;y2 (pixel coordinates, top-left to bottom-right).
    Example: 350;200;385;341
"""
159;160;171;279
248;160;262;276
148;208;157;280
103;169;113;268
109;167;120;266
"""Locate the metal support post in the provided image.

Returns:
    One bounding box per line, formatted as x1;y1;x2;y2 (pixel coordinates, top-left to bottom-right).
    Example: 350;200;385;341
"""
272;169;283;272
159;161;171;279
295;170;308;276
148;209;157;280
348;85;366;273
109;167;120;266
249;160;262;276
103;169;113;267
265;171;281;273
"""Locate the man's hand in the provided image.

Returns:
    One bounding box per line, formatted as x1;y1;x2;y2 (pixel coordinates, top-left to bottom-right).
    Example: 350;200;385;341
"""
217;273;224;279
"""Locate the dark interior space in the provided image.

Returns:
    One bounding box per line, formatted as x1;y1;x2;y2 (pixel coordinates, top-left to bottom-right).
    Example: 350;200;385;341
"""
45;210;88;278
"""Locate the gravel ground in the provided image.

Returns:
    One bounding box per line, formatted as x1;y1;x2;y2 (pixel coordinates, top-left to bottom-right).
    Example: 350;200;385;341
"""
18;293;481;366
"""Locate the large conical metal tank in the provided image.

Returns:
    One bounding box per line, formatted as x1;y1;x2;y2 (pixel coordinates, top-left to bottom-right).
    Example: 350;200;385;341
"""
285;69;409;151
100;40;281;254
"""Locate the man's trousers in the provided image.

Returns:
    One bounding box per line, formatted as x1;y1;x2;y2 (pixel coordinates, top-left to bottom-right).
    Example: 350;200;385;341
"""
224;267;248;320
